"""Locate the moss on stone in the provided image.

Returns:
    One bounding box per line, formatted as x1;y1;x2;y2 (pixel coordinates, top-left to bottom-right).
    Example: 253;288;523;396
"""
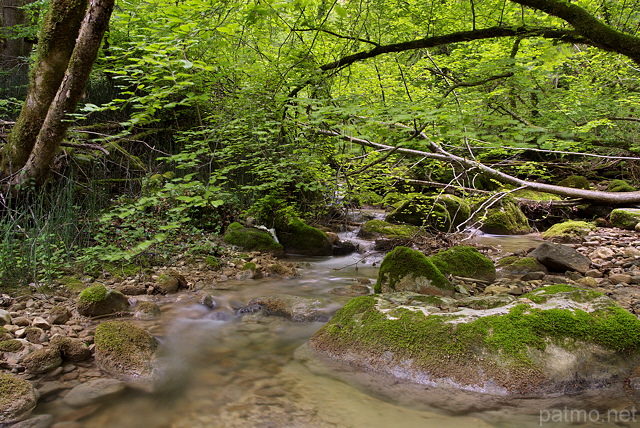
79;284;107;302
242;262;257;271
477;197;532;235
428;245;496;282
607;179;635;192
523;284;603;304
385;194;470;232
77;284;129;317
0;339;23;352
375;246;451;294
94;321;158;375
358;219;420;239
541;220;596;241
0;373;31;407
610;208;640;230
223;223;285;256
58;276;85;292
500;256;547;274
275;217;333;256
497;256;519;267
557;175;591;190
511;189;562;201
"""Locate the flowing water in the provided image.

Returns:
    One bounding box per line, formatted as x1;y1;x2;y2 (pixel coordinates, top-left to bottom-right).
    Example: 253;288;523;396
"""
40;227;638;428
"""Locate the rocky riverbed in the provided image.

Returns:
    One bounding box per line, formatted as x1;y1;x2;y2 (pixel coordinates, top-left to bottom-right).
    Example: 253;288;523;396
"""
1;226;639;427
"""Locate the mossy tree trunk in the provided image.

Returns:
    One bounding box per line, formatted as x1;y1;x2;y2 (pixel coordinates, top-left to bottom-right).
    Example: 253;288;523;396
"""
1;0;114;189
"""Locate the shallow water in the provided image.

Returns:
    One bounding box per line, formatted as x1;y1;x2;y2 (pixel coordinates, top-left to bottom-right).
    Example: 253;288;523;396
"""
45;235;639;428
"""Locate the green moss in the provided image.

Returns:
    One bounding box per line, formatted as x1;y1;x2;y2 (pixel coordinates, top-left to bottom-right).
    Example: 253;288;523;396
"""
223;224;285;255
243;262;257;271
359;219;420;239
94;321;158;361
375;246;451;294
385;194;470;232
523;284;603;304
58;276;85;292
610;208;640;230
79;284;107;302
0;339;23;352
501;257;547;274
511;189;562;201
205;256;221;269
477;197;531;234
275;217;332;256
558;175;591;190
428;246;496;282
541;220;596;240
607;179;635;192
0;373;31;407
497;256;519;267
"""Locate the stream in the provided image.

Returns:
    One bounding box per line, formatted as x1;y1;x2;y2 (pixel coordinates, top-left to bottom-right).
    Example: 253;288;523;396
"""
38;229;634;428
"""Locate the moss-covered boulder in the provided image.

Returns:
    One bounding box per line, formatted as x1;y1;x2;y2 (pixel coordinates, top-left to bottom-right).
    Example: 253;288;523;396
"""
385;194;470;232
240;294;325;322
499;256;548;275
0;373;38;423
357;219;420;240
21;347;62;374
476;197;532;235
610;208;640;230
94;321;160;390
429;246;496;282
558;175;591;189
50;335;91;362
511;189;562;201
275;217;333;256
375;246;452;295
541;220;596;243
223;222;285;256
308;286;640;396
607;179;636;192
76;284;129;317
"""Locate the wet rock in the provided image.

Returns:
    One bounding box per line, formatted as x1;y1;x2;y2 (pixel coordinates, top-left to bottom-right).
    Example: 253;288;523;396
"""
332;240;358;256
242;295;325;322
76;284;129;317
13;317;31;327
193;291;215;308
11;414;54;428
133;301;161;320
22;347;62;374
275;217;333;256
429;246;496;282
63;378;126;407
156;273;187;294
94;321;160;391
329;285;371;296
223;222;285;256
529;242;591;273
118;284;147;295
500;257;548;275
609;273;632;285
50;336;91;362
0;373;38;424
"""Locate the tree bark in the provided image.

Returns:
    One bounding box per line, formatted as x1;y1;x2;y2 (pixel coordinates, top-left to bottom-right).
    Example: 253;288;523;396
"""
13;0;114;187
0;0;35;69
2;0;88;176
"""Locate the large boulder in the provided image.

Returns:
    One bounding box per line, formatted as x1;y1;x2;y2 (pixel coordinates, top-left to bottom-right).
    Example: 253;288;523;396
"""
610;208;640;230
0;373;38;424
275;217;333;256
385;194;470;232
94;321;160;390
428;245;496;282
476;197;532;235
308;285;640;397
375;246;452;295
240;295;326;322
529;242;591;273
357;220;420;240
223;222;285;256
76;284;129;317
541;220;596;243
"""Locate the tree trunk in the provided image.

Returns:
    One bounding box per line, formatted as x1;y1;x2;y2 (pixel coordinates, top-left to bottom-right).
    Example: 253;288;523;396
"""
0;0;35;69
13;0;114;187
1;0;88;177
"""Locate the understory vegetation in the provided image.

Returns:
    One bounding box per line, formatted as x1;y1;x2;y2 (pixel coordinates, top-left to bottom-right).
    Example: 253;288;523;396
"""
1;0;640;290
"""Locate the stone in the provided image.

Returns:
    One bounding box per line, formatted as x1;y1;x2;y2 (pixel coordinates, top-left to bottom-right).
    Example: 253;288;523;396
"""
11;414;54;428
223;222;285;256
577;277;599;288
48;305;71;325
529;242;591;273
22;347;62;374
156;272;187;294
328;285;371;296
134;301;162;319
357;220;420;240
332;240;358;256
374;246;453;296
609;273;632;285
50;336;91;362
94;321;160;390
0;309;11;326
13;317;31;327
0;373;38;423
541;220;596;243
241;295;325;322
610;208;640;230
76;284;129;317
63;378;126;407
500;256;548;275
308;286;640;397
476;197;532;235
31;317;50;331
24;327;46;344
483;285;511;295
275;217;333;256
385;194;470;232
428;245;496;282
590;247;615;260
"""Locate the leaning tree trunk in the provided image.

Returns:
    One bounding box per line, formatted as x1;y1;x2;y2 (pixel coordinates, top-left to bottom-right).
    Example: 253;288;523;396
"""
14;0;114;187
1;0;88;176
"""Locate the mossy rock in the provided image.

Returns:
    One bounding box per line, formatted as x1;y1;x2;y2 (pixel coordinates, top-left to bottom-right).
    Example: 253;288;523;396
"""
511;189;562;201
77;284;129;317
476;197;532;235
610;208;640;230
0;339;23;352
385;194;470;232
375;246;452;295
357;219;420;240
308;288;640;396
134;301;161;320
607;179;636;192
428;245;496;282
94;321;160;390
22;347;62;374
500;257;548;274
0;373;38;423
275;217;333;256
50;336;91;362
557;175;591;190
223;222;285;256
541;220;596;242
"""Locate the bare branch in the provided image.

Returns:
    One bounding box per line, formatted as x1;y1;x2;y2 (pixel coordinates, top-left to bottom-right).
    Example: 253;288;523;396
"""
292;27;380;47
